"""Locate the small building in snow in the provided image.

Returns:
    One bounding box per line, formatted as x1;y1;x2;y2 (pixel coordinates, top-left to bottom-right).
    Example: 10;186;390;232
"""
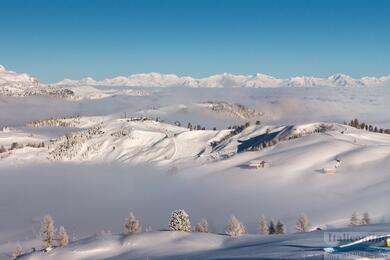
247;160;269;169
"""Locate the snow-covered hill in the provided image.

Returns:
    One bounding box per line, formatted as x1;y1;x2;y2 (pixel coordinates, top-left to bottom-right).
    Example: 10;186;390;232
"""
0;65;76;99
12;225;390;259
1;116;389;169
54;71;390;88
2;115;390;259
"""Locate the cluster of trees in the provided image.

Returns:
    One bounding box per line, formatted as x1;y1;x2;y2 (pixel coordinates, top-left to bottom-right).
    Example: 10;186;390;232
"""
210;122;252;148
350;212;371;227
0;142;23;153
26;115;80;128
122;210;310;238
347;118;390;134
187;122;207;131
12;215;69;259
13;211;373;258
0;142;46;154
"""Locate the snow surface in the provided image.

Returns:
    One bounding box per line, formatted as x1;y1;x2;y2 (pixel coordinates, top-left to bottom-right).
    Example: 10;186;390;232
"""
12;225;390;259
2;65;390;259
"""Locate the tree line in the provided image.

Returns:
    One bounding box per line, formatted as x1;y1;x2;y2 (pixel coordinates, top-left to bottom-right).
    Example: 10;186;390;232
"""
346;118;390;134
12;210;372;259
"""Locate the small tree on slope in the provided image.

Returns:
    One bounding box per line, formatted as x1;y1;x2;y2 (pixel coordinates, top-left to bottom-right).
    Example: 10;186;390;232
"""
194;218;209;233
226;216;246;236
124;212;141;235
268;220;277;234
350;212;360;227
169;209;191;232
57;226;69;247
296;213;310;232
258;215;269;235
12;242;22;260
275;220;287;234
41;215;55;249
361;212;371;225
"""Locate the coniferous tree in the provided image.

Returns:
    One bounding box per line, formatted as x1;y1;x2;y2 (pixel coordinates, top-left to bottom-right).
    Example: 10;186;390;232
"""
361;212;371;225
258;215;269;235
350;212;360;227
169;209;191;232
296;213;311;232
124;212;141;235
57;226;69;247
268;220;277;234
41;215;55;249
12;242;22;260
275;220;287;234
194;218;209;233
226;216;246;236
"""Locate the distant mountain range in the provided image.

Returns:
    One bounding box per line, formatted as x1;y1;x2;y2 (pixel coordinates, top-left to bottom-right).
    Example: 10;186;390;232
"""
1;64;390;90
54;72;390;88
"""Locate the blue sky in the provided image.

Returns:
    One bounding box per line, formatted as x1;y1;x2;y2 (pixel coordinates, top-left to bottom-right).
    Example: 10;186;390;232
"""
0;0;389;83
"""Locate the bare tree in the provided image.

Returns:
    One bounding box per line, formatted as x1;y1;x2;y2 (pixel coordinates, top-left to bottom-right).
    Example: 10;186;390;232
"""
350;212;360;227
258;215;269;235
57;226;69;247
12;242;22;260
124;212;141;235
194;218;209;233
296;213;310;232
41;215;55;249
226;216;246;236
169;209;191;232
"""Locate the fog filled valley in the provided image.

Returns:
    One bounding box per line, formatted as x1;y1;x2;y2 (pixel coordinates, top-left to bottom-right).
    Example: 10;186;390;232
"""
1;66;390;259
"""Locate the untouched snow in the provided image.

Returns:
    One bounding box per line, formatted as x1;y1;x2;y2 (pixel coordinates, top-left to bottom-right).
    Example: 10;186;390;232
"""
1;117;390;251
13;224;390;259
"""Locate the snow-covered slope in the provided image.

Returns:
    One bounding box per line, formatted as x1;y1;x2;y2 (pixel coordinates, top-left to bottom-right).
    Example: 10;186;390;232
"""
15;225;390;259
2;116;390;259
1;116;390;169
0;65;75;99
54;71;390;88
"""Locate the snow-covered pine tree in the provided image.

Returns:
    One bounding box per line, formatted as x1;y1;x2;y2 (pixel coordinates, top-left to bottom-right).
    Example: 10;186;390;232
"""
296;213;310;232
169;209;191;232
12;242;22;260
268;220;276;234
275;220;287;234
57;226;69;247
194;218;209;233
41;215;55;249
361;212;371;225
258;215;269;235
124;212;141;235
226;216;246;236
350;212;360;227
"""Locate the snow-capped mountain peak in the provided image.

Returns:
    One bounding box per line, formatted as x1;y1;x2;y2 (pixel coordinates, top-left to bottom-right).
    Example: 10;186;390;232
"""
52;72;390;88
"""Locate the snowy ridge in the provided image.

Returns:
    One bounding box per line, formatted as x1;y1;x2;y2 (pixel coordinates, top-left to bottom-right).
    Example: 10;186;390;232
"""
0;65;76;99
2;116;390;170
54;72;390;88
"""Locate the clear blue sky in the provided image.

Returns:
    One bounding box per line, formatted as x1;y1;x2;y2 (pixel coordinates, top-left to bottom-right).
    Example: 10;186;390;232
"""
1;0;389;83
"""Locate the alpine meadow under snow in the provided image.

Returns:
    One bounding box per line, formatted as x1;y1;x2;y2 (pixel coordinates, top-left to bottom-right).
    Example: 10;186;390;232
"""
1;65;390;259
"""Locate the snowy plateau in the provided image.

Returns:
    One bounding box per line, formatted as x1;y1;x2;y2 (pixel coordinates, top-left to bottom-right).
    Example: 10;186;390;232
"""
1;65;390;259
